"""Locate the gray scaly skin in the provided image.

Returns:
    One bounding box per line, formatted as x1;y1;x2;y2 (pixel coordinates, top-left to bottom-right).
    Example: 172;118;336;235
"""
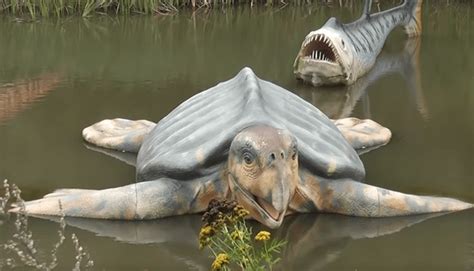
11;68;472;229
294;0;423;86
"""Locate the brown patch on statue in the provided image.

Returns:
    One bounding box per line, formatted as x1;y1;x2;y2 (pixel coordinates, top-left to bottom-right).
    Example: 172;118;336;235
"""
195;172;229;213
289;187;312;213
123;205;136;220
133;133;146;146
384;196;409;213
291;170;336;213
196;182;217;211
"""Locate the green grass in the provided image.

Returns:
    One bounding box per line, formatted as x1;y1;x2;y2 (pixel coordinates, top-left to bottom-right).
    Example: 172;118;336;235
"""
0;0;470;18
0;0;313;18
0;0;173;17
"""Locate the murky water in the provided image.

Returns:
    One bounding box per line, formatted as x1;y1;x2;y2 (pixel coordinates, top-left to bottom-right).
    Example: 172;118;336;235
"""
0;1;473;270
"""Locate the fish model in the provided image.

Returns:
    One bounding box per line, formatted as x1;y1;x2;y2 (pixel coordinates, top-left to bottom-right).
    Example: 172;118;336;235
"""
295;37;427;121
293;0;423;86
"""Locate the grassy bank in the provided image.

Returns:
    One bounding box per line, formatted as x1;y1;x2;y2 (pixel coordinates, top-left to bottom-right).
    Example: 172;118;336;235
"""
0;0;410;18
0;0;311;17
0;0;471;18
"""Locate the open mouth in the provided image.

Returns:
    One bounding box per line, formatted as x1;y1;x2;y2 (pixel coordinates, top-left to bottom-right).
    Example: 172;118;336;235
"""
230;175;283;222
253;195;281;221
301;34;340;63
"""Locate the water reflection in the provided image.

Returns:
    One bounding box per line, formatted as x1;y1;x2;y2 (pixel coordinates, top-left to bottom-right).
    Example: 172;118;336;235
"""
32;212;446;270
84;143;137;167
294;37;428;120
0;74;61;125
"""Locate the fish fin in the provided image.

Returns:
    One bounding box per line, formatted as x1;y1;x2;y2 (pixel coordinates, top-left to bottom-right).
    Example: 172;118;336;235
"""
313;178;473;217
82;118;155;153
361;0;372;18
332;118;391;154
404;0;423;37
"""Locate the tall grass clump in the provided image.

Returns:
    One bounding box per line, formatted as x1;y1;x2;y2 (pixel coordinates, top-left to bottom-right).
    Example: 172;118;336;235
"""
1;0;471;18
0;0;373;17
0;180;94;270
0;0;174;17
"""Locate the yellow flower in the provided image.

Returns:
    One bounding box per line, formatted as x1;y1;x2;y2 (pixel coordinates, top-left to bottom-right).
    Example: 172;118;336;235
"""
211;253;229;271
200;225;214;238
230;230;244;240
199;226;215;249
234;206;250;218
255;231;271;241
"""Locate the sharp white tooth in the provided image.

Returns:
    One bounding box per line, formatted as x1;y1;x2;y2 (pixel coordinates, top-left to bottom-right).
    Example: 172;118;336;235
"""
312;51;315;59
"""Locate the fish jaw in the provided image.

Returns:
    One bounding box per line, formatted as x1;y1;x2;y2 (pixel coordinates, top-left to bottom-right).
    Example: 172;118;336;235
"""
294;27;356;86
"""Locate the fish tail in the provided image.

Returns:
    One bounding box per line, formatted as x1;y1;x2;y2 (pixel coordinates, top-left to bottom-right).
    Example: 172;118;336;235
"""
403;0;423;37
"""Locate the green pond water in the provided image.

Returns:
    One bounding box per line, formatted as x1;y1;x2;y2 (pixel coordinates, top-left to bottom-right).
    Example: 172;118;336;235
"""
0;1;473;270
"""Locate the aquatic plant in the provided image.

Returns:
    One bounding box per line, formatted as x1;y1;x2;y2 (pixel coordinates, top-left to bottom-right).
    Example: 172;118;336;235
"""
0;180;94;270
199;199;285;271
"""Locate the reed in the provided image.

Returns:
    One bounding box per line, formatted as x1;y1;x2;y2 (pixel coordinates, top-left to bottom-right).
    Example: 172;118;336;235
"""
0;0;427;18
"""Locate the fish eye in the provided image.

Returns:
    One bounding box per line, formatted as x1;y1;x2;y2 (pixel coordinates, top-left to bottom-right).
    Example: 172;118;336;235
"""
341;39;346;49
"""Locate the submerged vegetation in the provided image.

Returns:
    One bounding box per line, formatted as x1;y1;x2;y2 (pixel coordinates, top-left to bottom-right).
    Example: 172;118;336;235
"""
199;199;285;271
0;180;94;270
